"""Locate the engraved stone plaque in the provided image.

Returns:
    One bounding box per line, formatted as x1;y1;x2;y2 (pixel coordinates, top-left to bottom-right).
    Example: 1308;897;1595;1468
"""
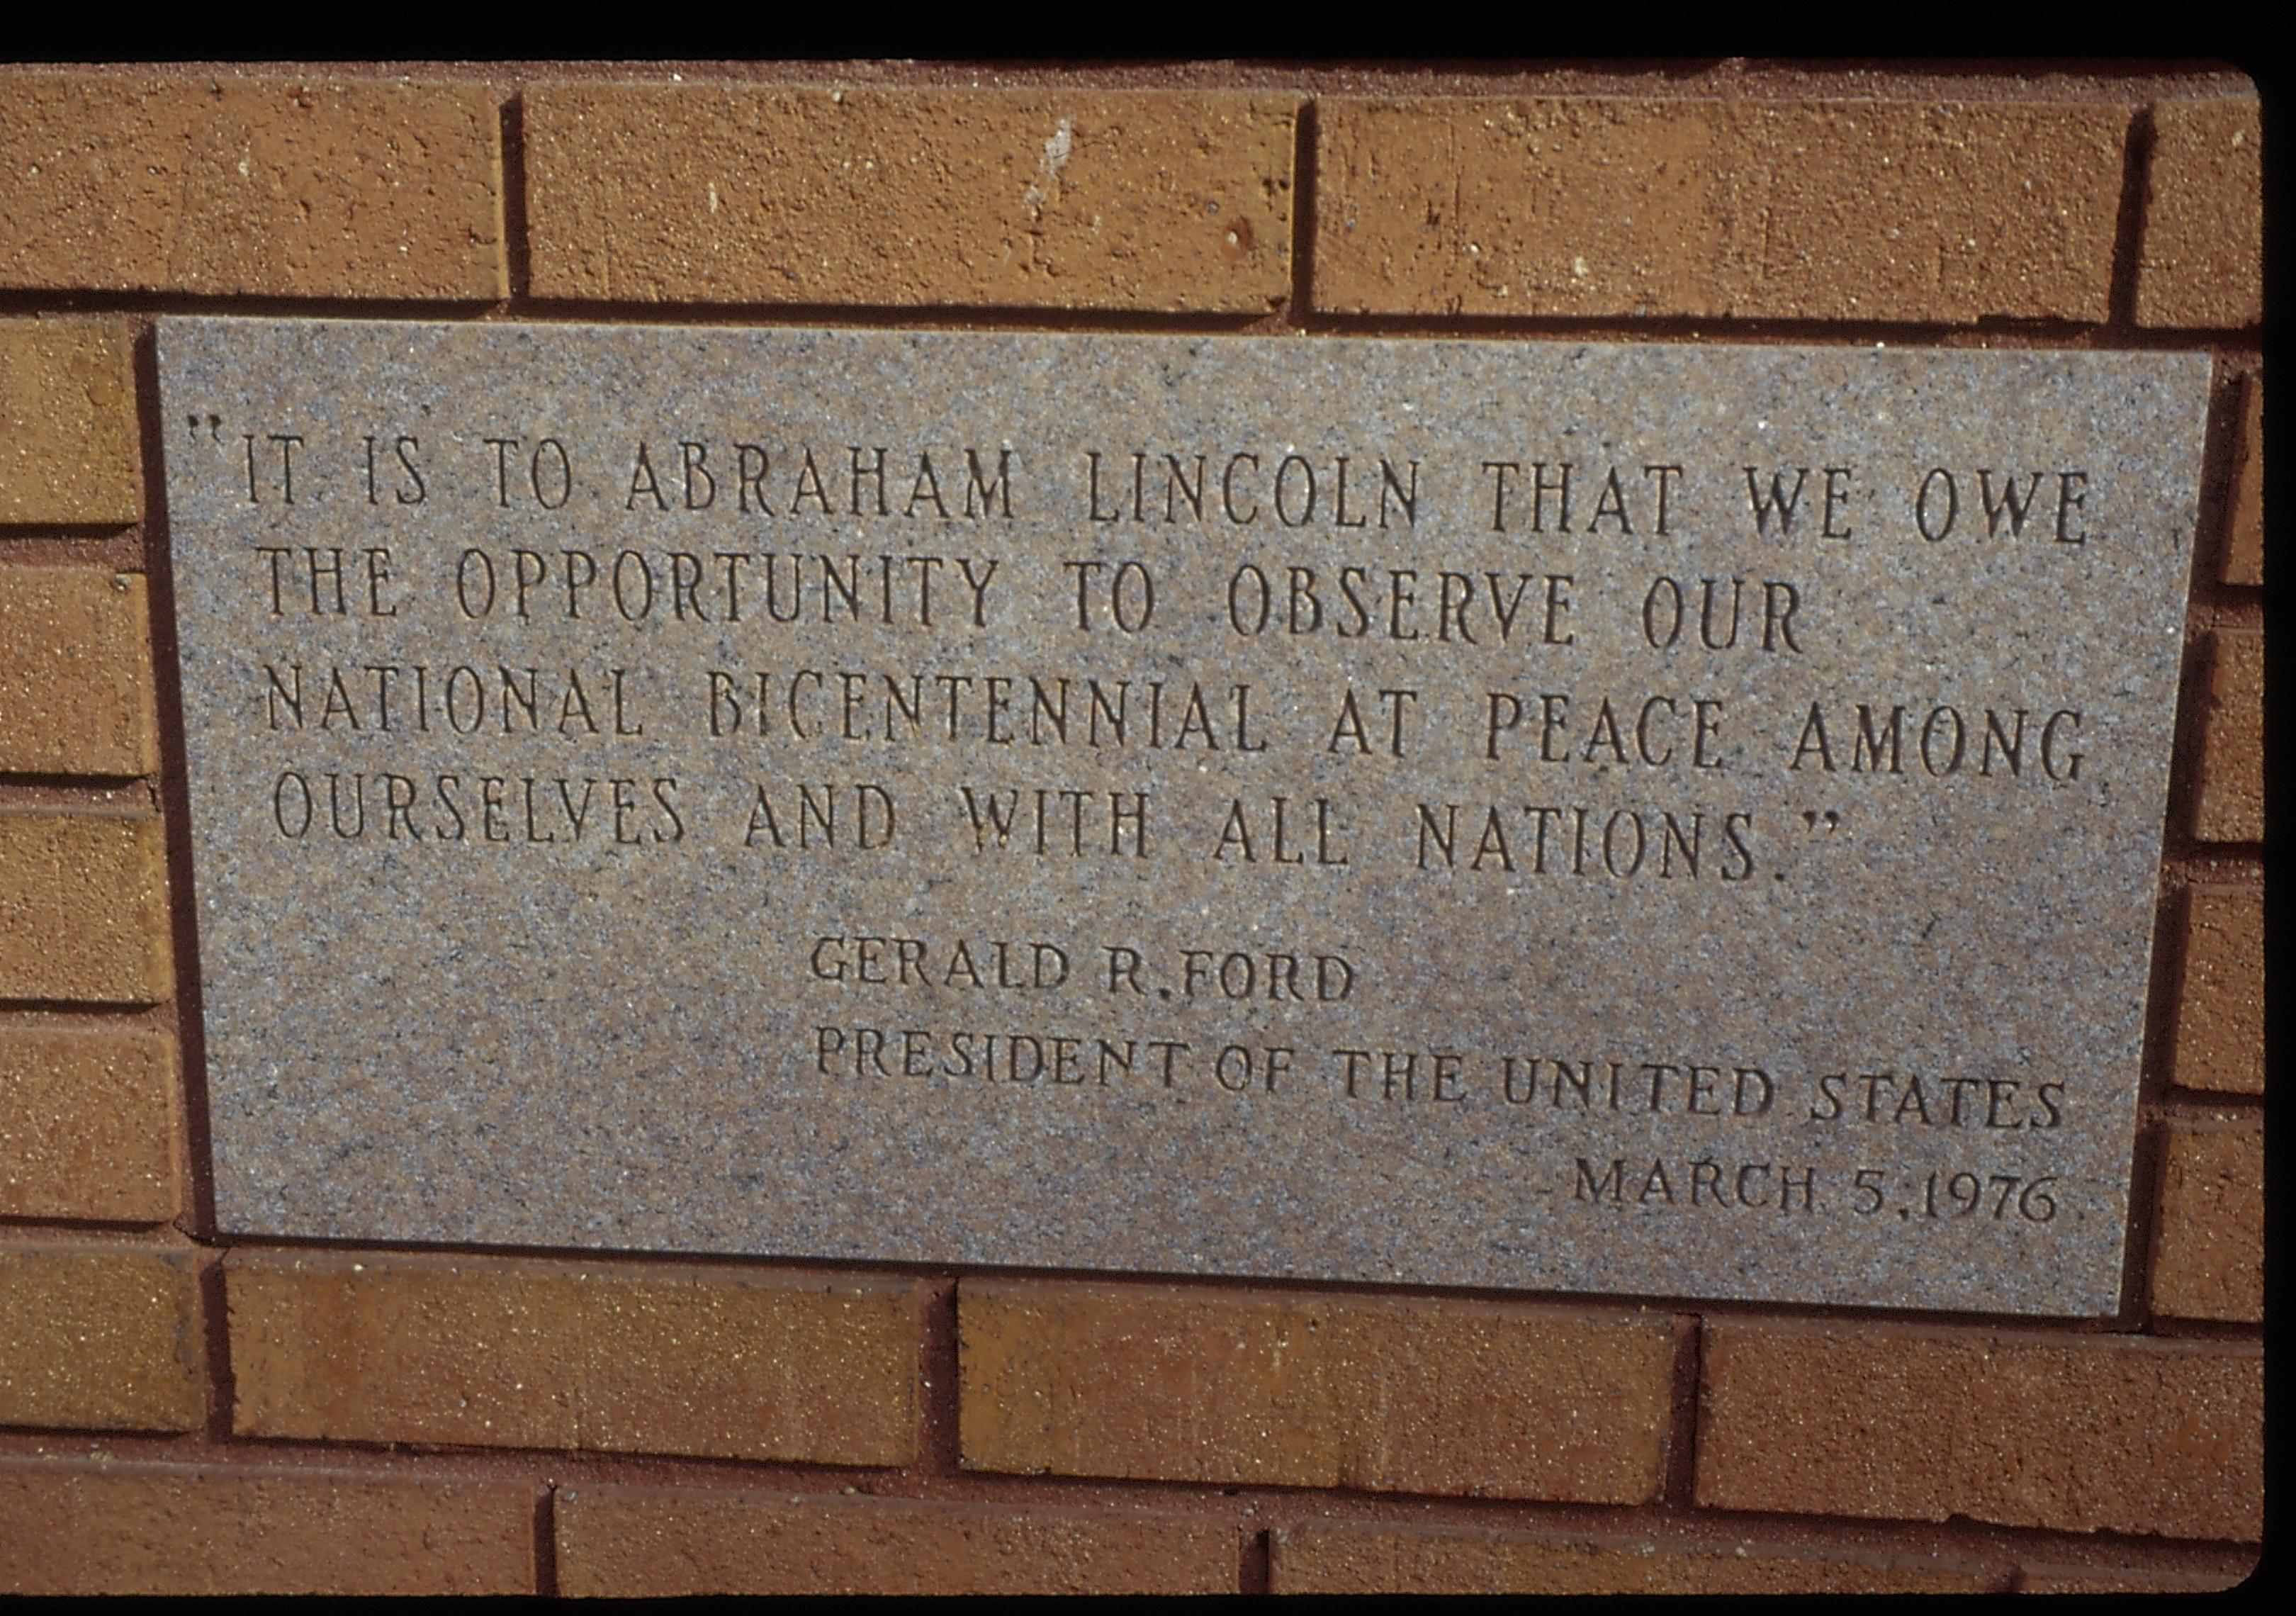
158;318;2209;1315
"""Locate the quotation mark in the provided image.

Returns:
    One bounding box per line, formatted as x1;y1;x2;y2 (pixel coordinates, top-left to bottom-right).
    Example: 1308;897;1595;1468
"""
1801;809;1842;834
184;413;223;442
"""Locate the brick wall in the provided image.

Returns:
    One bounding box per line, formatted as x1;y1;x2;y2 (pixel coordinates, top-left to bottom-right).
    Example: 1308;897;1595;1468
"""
0;61;2262;1595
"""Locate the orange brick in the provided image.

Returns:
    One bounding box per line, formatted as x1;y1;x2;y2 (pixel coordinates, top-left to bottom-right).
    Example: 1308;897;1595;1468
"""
524;86;1295;312
0;570;155;775
2149;1118;2263;1323
959;1280;1677;1500
1315;99;2126;321
0;812;172;1004
557;1485;1234;1595
0;1026;181;1221
1270;1522;1993;1593
226;1248;918;1464
2020;1556;2258;1594
2173;886;2263;1094
2223;376;2261;586
1697;1321;2262;1539
0;1457;533;1594
0;1240;201;1430
2136;97;2262;328
0;73;505;299
2192;633;2263;843
0;319;139;526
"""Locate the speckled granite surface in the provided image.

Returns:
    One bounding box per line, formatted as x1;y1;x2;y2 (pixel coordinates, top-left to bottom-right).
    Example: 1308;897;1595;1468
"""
158;319;2207;1314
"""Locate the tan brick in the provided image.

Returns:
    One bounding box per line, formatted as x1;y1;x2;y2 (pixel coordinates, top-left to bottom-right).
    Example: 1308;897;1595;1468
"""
0;319;139;526
2137;97;2262;328
0;1240;201;1430
0;812;172;1004
558;1485;1233;1595
2173;886;2263;1094
525;86;1295;312
2224;376;2261;586
1270;1522;1992;1594
226;1248;918;1463
2192;632;2263;843
0;74;505;299
1315;99;2126;321
2150;1118;2263;1323
1698;1321;2263;1539
0;1026;180;1221
2020;1556;2257;1594
960;1280;1676;1500
0;570;155;775
0;1457;532;1594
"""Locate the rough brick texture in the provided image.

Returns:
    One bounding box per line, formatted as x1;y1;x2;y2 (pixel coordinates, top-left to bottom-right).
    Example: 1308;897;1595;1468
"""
2150;1118;2263;1323
0;74;505;299
0;63;2266;1596
0;1026;181;1221
0;1458;534;1595
2137;97;2263;329
0;1241;201;1430
960;1280;1677;1500
557;1485;1234;1595
0;570;156;775
2191;632;2263;843
2173;886;2264;1094
0;812;173;1004
525;86;1296;312
0;319;140;525
2223;376;2261;585
1269;1523;1992;1593
1315;99;2125;321
1698;1321;2263;1539
226;1248;918;1463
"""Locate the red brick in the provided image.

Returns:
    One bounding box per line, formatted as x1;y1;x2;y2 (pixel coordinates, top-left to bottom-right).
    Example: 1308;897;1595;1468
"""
2149;1118;2262;1323
557;1485;1234;1595
960;1279;1678;1500
0;569;155;775
2173;886;2263;1094
524;85;1296;312
0;319;139;526
0;1026;181;1221
0;1457;534;1594
226;1248;919;1464
1270;1522;1994;1593
1698;1320;2262;1539
0;812;173;1004
0;72;505;298
2136;96;2262;328
0;1240;201;1431
2191;633;2263;843
1315;98;2126;320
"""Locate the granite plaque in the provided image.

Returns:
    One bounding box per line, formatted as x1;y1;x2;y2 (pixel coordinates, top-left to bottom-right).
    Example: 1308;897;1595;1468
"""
158;319;2209;1315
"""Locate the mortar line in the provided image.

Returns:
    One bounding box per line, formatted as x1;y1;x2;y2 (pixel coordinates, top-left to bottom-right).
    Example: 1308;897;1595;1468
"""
127;316;220;1249
1662;1314;1706;1507
1239;1522;1273;1593
497;89;534;306
4;287;2263;353
918;1273;964;1476
0;1424;2261;1571
534;1481;561;1596
2108;104;2158;330
1287;96;1318;332
181;1218;2262;1335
